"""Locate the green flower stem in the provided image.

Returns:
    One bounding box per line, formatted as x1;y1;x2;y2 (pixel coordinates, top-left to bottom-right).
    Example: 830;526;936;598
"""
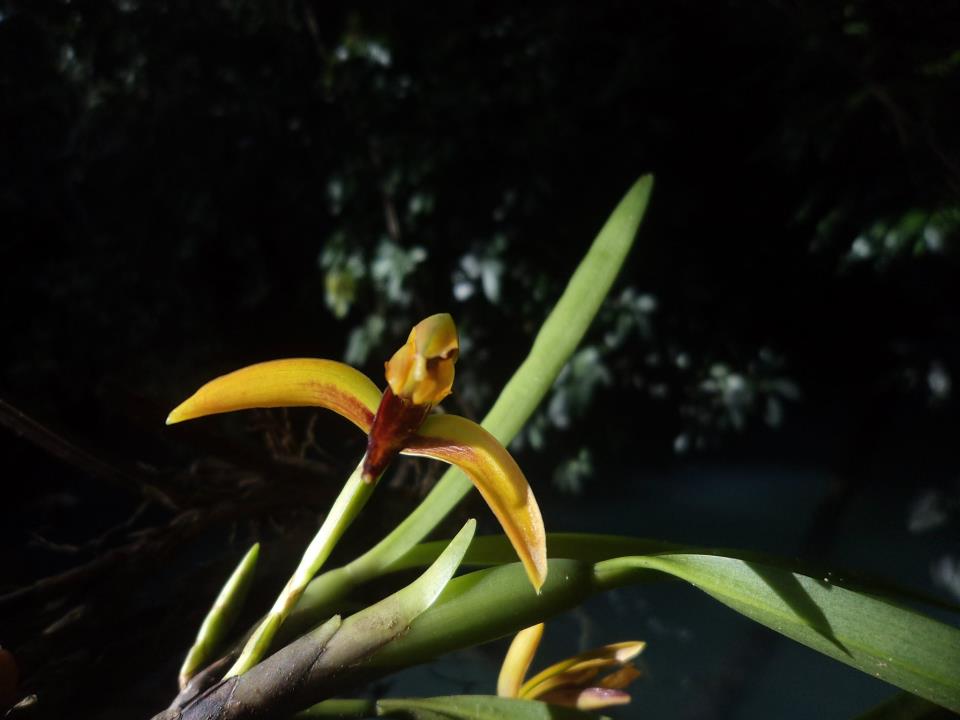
226;458;377;678
179;542;260;688
283;176;654;638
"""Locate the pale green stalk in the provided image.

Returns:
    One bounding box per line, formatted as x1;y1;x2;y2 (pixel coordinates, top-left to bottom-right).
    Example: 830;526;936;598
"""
179;542;260;688
283;176;654;637
226;458;376;677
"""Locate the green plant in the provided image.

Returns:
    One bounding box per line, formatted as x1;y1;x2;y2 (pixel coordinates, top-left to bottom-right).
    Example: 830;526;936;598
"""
155;176;959;720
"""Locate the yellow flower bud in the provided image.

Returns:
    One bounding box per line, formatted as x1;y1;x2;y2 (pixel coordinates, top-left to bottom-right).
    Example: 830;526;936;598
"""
385;313;459;407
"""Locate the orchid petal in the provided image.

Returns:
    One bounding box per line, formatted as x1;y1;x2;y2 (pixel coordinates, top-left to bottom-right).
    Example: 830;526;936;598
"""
497;623;544;698
166;358;382;433
520;664;607;700
403;414;547;591
385;313;459;407
599;664;643;689
520;641;645;697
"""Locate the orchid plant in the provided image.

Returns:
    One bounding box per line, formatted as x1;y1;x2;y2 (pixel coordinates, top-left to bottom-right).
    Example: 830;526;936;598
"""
167;312;546;678
156;177;960;720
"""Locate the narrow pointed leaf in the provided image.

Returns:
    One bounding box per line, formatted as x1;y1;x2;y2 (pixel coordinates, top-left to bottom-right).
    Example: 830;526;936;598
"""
594;554;960;713
404;414;547;591
369;560;597;671
166;358;381;433
392;533;960;615
348;176;654;576
305;518;477;679
178;543;259;688
497;624;544;698
481;174;654;447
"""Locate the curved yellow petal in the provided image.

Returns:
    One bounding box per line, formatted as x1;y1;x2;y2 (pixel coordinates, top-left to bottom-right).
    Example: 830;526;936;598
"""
497;623;544;698
521;661;609;699
166;358;382;433
402;414;547;591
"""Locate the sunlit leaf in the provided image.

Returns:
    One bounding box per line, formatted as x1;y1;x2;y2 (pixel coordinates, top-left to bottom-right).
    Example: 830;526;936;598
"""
594;554;960;713
362;547;960;714
394;533;960;615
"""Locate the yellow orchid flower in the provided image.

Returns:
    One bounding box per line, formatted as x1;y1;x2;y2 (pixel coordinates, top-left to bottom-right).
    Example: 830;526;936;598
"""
167;314;546;677
497;623;644;712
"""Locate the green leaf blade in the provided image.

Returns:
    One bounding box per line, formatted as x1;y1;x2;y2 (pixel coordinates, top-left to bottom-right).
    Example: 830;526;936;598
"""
596;554;960;713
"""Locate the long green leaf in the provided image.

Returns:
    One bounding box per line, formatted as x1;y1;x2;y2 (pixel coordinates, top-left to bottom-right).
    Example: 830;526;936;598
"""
395;533;680;571
358;551;960;714
594;554;960;713
395;534;960;614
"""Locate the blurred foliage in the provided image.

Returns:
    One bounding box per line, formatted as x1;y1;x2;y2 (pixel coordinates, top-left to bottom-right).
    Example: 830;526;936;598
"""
2;0;959;495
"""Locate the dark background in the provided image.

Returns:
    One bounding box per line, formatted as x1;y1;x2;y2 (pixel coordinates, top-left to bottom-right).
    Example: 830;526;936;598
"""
2;1;959;718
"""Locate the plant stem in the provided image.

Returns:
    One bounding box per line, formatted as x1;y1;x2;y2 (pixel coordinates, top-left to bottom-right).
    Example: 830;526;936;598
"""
225;458;377;678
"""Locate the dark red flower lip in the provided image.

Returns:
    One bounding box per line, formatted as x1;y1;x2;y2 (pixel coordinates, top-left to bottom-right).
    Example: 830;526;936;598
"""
362;386;431;482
